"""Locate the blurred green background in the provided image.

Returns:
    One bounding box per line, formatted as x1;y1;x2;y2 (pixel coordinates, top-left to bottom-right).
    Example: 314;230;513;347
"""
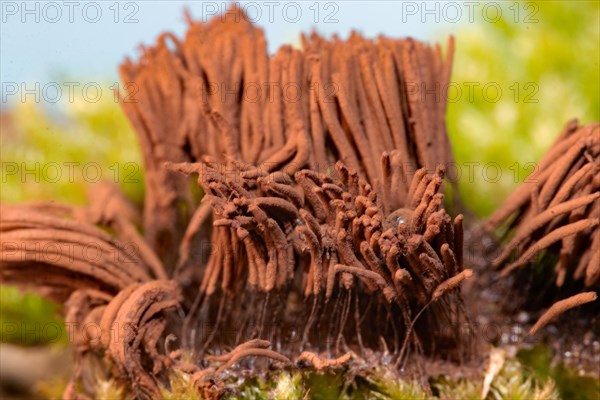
445;1;600;216
0;0;598;397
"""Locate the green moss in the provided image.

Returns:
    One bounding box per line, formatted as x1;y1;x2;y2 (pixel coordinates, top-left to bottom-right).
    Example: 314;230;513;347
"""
229;377;269;400
518;345;600;400
160;370;202;400
363;372;432;400
94;378;134;400
431;359;559;400
154;354;562;399
271;372;303;400
303;370;348;399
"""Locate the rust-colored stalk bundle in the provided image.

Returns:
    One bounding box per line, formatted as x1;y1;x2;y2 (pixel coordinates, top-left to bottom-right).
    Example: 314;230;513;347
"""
168;158;467;361
487;121;600;288
0;198;180;398
119;6;454;265
0;201;152;299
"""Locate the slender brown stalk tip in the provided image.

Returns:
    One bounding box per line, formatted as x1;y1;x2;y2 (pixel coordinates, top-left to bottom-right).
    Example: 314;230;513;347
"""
432;269;473;301
528;292;597;336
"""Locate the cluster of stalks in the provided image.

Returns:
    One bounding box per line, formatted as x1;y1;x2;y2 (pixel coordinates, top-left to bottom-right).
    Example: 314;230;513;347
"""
168;158;468;361
487;121;600;291
118;6;455;267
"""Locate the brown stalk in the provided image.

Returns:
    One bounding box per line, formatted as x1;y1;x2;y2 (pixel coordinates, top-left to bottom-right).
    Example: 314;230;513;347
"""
501;218;599;276
296;351;352;370
215;348;292;373
528;292;597;336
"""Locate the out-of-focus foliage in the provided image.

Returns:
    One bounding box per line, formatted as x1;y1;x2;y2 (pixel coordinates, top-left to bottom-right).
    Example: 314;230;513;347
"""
0;90;143;205
35;376;70;399
432;359;559;400
0;286;67;346
518;345;600;400
446;0;600;216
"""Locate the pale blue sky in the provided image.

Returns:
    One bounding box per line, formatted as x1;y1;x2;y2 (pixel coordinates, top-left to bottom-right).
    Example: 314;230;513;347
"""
1;1;464;87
